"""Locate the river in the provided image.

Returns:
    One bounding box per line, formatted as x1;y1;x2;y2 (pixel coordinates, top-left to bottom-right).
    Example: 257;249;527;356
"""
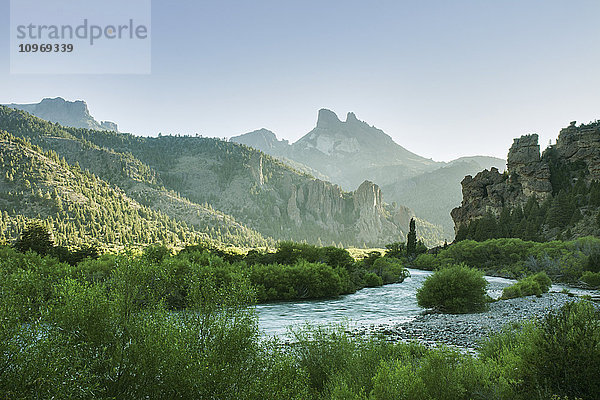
256;269;510;337
256;268;597;338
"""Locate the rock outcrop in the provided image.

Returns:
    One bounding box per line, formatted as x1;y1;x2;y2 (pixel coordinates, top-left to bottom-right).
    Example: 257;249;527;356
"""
100;121;119;132
555;121;600;180
4;97;119;132
352;181;407;245
283;179;412;245
452;134;552;233
506;134;553;200
452;121;600;236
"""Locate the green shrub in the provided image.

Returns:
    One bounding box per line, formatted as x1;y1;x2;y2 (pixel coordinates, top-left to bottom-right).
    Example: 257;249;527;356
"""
521;301;600;399
371;257;409;284
416;264;488;313
501;272;552;299
364;272;383;287
581;271;600;288
415;237;600;284
249;261;344;302
412;253;437;271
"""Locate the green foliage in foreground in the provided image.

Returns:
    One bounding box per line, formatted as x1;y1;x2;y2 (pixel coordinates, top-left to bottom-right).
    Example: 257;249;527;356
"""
1;239;599;399
480;301;600;400
501;272;552;299
414;236;600;283
416;264;488;313
2;249;599;400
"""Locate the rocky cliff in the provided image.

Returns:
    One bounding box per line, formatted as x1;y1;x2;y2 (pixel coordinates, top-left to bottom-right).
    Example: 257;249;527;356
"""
554;121;600;180
283;179;415;246
451;120;600;239
451;134;552;232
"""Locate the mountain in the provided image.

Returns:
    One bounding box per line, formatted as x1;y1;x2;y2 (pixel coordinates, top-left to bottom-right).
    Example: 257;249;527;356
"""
0;105;444;247
0;131;269;249
4;97;119;132
233;128;290;154
232;109;504;239
232;109;442;190
452;121;600;241
449;156;506;171
0;109;272;249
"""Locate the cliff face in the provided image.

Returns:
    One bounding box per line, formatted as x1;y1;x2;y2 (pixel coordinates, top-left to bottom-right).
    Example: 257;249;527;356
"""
555;121;600;180
451;134;552;232
506;134;553;200
451;121;600;237
276;177;423;246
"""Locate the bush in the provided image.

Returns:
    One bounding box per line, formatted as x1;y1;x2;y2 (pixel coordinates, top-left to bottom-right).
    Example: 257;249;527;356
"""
501;272;552;299
371;258;409;284
581;271;600;288
249;261;344;302
363;272;383;287
412;253;437;271
521;301;600;399
416;264;488;313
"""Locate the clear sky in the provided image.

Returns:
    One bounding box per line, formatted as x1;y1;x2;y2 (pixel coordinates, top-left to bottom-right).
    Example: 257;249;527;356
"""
1;0;599;161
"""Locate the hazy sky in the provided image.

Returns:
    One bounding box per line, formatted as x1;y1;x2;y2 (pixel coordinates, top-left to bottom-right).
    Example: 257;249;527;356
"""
1;0;599;161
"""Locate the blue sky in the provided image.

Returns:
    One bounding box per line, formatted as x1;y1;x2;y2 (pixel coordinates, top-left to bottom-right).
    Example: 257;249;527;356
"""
1;0;599;161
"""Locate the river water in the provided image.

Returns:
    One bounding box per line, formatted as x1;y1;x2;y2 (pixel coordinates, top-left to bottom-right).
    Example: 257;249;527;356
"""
255;268;596;338
256;269;511;337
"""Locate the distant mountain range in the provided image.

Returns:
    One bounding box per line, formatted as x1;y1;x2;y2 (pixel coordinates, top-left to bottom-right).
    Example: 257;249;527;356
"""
0;102;445;248
2;98;504;244
232;109;505;237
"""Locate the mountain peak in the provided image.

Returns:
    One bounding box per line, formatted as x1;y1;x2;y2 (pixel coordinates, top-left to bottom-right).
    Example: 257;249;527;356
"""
230;128;289;153
39;97;90;116
316;108;341;128
4;97;118;132
346;112;358;123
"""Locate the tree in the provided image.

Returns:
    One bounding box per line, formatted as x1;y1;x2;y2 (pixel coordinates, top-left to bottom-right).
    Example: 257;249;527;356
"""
407;218;417;257
13;221;54;256
385;242;406;258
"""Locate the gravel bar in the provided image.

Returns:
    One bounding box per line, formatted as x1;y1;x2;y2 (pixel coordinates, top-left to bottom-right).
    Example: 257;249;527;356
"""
353;292;599;351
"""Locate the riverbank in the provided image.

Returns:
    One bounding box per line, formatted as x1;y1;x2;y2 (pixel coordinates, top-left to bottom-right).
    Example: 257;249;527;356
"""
354;292;600;350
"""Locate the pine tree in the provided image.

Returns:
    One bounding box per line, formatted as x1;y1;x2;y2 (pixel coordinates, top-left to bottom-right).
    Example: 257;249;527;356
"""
13;221;54;256
407;218;417;257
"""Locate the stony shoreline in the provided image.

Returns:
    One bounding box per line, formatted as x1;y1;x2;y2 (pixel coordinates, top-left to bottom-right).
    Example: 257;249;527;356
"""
354;292;599;351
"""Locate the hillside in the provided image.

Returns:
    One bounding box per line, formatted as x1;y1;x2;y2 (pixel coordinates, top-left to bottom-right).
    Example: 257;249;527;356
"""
232;109;504;238
0;111;271;248
0;131;210;248
452;121;600;241
0;106;444;247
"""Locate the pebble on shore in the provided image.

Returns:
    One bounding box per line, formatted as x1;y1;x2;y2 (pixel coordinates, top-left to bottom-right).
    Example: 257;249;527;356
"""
354;293;600;351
